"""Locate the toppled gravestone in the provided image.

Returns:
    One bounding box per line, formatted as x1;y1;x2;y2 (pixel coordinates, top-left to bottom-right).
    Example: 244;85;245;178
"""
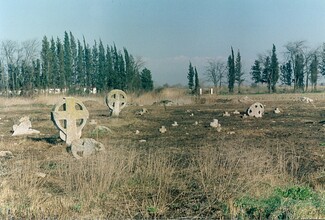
135;108;148;116
12;116;40;136
51;97;89;145
299;96;313;103
70;138;105;159
210;119;222;132
172;121;178;127
247;102;265;118
223;111;230;117
0;151;13;158
274;107;281;114
105;89;127;117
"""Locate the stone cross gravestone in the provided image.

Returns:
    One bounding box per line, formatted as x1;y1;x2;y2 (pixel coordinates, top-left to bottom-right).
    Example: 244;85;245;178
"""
247;102;264;118
51;97;89;145
105;89;127;117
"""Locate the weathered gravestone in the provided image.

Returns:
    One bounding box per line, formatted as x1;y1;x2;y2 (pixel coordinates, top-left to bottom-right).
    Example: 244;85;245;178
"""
51;97;89;145
247;102;264;118
12;116;40;136
70;138;104;159
105;89;127;117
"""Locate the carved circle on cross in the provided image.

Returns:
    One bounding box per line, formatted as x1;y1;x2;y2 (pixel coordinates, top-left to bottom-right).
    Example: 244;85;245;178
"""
105;89;127;116
51;97;89;145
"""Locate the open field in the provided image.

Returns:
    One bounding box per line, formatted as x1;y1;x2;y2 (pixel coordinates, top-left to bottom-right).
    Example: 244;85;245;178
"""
0;89;324;219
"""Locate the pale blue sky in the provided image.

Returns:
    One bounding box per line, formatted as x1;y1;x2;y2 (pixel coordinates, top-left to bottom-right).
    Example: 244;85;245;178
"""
1;0;325;85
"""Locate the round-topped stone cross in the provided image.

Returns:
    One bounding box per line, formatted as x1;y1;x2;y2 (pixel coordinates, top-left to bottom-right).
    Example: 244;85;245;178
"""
51;97;89;145
105;89;127;117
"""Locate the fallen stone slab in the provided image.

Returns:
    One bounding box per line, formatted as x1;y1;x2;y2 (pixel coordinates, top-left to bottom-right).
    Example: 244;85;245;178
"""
12;116;40;136
70;138;105;159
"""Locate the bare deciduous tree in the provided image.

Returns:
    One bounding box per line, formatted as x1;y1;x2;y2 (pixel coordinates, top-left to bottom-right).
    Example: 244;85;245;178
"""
205;59;226;90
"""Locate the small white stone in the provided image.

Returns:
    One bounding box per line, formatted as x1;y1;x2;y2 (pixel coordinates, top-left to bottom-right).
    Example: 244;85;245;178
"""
194;121;198;125
172;121;178;127
139;139;146;143
135;130;140;134
233;110;240;115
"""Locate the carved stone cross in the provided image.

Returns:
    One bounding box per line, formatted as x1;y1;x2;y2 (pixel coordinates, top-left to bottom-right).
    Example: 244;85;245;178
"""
51;97;89;145
105;89;127;117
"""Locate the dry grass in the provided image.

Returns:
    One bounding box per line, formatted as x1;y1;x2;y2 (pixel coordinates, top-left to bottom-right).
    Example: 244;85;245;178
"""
0;89;324;218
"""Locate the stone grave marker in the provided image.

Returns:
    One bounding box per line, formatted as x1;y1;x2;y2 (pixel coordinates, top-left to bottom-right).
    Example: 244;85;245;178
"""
105;89;127;117
51;97;89;145
247;102;264;118
70;138;104;159
12;116;40;136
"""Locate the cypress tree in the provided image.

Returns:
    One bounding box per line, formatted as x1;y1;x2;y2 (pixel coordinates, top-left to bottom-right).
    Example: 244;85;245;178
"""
262;56;271;93
124;48;134;91
64;32;72;88
83;38;93;91
235;50;244;93
270;44;279;92
33;59;41;90
49;37;58;88
69;32;77;85
140;68;154;91
187;62;194;91
92;41;98;89
56;38;65;91
97;40;106;92
118;51;126;90
194;67;199;94
41;36;50;90
280;61;293;86
105;45;114;89
76;40;84;87
251;60;262;84
310;54;318;91
227;47;235;93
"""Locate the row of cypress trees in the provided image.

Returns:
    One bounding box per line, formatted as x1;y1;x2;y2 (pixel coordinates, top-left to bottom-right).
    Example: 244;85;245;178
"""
0;31;154;95
40;31;153;94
